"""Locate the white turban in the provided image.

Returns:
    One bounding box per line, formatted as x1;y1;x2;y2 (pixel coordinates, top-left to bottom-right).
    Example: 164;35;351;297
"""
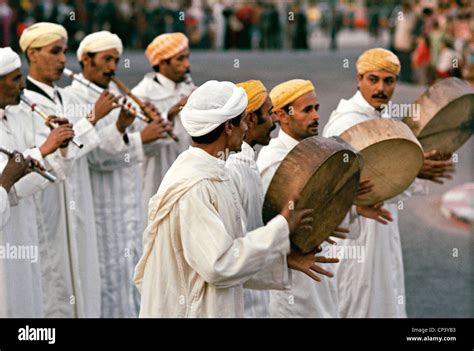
19;22;68;52
77;31;123;61
181;80;248;137
0;47;21;76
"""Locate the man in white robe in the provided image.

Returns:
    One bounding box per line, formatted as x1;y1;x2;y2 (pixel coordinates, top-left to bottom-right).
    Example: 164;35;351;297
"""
257;79;343;318
134;80;327;318
131;32;195;216
0;152;31;228
64;31;170;318
322;48;455;318
17;23;134;318
226;80;278;318
0;47;75;317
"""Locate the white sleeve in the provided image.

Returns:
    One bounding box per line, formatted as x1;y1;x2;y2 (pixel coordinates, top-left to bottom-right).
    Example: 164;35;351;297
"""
73;117;129;159
0;186;10;229
179;183;291;289
0;148;51;199
88;130;144;172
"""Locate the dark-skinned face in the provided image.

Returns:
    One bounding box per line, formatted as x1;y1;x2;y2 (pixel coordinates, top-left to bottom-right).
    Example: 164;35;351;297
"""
277;91;320;141
0;68;25;108
357;70;397;110
82;48;120;88
159;48;190;83
27;39;67;84
248;95;276;146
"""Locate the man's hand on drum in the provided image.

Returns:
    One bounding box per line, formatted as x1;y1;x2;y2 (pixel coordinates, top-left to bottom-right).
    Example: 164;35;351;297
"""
355;179;374;201
418;149;455;184
324;227;350;245
357;202;393;225
287;246;339;282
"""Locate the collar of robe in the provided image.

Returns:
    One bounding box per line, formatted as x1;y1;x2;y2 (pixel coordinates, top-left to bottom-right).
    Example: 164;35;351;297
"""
26;78;63;105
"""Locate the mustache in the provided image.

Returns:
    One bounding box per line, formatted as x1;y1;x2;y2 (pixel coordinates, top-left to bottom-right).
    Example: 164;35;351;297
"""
372;92;388;99
308;121;319;128
104;71;115;77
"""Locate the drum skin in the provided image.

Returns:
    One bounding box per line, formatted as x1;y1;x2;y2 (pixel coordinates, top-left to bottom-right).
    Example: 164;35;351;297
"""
262;136;361;253
403;77;474;155
340;118;424;206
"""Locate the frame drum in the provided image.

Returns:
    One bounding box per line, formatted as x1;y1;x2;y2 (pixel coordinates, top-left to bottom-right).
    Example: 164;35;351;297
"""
340;118;424;206
403;77;474;155
262;136;361;253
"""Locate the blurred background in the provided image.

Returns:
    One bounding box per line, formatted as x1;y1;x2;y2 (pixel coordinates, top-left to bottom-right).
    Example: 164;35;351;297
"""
1;0;473;84
2;0;473;318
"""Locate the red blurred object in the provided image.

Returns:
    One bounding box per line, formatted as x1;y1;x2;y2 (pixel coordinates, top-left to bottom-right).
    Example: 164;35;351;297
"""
16;22;28;37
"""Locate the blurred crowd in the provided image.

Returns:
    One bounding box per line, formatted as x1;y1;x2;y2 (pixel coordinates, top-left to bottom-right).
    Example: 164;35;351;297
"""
390;0;473;85
0;0;473;84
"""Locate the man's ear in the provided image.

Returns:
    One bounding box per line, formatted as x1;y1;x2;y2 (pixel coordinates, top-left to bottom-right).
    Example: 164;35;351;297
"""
274;109;288;125
224;120;233;136
246;111;257;129
26;48;38;63
357;73;364;87
81;53;90;66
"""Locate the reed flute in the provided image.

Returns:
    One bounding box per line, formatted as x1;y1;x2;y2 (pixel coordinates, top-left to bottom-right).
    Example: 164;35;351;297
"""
0;145;57;182
111;76;179;142
62;68;151;124
20;95;84;149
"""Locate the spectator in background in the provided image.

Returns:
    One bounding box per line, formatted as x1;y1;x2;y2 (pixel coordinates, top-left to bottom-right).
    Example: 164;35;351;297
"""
437;38;462;78
235;1;254;49
0;0;13;46
393;1;417;82
412;33;431;85
429;20;446;83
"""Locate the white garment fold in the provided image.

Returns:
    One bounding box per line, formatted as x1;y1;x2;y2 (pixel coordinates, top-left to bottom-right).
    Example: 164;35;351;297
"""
257;129;339;318
323;90;428;318
134;146;291;317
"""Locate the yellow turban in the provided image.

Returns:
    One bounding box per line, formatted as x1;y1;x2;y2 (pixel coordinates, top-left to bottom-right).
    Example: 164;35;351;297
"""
356;48;401;76
270;79;315;111
145;32;189;66
237;80;267;113
19;22;68;52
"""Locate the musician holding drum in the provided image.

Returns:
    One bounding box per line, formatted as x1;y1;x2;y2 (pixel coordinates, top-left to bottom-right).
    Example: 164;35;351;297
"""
226;80;338;318
257;79;390;318
323;48;456;318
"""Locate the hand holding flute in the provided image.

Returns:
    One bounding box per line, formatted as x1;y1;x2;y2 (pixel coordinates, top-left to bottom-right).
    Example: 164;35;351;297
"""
0;146;56;184
110;76;179;142
39;117;76;157
20;95;83;149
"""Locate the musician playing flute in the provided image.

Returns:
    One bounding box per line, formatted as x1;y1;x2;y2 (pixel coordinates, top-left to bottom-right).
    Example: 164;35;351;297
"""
228;80;343;318
17;23;135;318
322;48;455;318
131;32;195;215
0;47;74;317
134;80;332;318
64;31;170;318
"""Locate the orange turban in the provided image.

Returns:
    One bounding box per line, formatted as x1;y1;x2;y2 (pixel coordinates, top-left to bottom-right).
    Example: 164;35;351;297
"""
145;32;189;66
